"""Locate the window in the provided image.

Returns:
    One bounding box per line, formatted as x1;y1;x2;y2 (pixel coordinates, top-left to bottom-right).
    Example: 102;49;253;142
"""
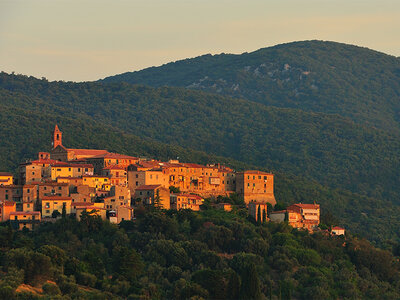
253;176;255;180
68;168;71;171
32;172;35;175
85;168;88;172
264;176;267;180
57;169;61;171
247;183;250;187
58;186;61;190
78;168;81;172
258;176;261;179
5;195;8;200
247;176;250;180
136;174;138;178
139;191;142;195
27;204;30;208
15;216;18;220
136;181;139;186
264;184;266;188
44;187;47;190
54;202;58;205
150;174;152;179
27;189;30;193
46;210;50;213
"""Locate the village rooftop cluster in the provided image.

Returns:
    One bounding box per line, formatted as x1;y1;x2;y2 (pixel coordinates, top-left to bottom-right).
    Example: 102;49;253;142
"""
0;125;344;235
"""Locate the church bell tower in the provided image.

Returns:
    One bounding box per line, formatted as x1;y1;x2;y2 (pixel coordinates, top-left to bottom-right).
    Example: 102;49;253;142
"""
52;125;63;149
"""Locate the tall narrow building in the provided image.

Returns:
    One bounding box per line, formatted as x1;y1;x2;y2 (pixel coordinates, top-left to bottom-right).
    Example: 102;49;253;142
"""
52;125;63;149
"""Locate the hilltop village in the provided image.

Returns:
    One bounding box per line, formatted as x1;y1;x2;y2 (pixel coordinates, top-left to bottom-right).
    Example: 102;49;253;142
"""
0;125;341;234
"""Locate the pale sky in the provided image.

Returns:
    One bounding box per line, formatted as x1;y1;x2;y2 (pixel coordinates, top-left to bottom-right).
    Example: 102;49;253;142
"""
1;0;399;82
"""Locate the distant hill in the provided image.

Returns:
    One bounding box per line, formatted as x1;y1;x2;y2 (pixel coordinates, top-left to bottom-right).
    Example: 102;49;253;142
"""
2;71;400;244
101;40;400;133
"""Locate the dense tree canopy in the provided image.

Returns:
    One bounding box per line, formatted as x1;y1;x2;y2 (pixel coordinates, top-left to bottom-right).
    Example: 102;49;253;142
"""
1;209;400;299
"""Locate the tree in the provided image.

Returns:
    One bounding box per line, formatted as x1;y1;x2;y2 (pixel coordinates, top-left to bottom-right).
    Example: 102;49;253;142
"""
52;210;61;218
239;264;262;300
262;208;267;223
257;205;262;224
62;203;66;218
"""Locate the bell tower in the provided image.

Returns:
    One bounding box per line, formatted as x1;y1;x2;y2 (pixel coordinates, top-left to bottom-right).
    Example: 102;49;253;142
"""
52;124;63;149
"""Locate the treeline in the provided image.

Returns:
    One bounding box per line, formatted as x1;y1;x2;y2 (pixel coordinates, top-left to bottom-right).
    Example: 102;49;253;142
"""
1;72;400;205
1;209;400;299
2;73;400;245
102;40;400;134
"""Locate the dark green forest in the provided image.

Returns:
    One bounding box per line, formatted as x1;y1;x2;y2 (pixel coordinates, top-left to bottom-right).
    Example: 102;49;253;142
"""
1;209;400;299
1;72;400;204
102;40;400;133
1;72;400;245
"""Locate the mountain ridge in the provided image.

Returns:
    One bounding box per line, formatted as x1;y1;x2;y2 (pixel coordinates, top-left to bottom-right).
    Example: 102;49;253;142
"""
101;40;400;133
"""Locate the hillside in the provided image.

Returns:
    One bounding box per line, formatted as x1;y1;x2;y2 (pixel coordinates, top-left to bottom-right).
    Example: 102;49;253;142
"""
2;72;400;244
102;40;400;133
1;72;400;203
1;210;400;299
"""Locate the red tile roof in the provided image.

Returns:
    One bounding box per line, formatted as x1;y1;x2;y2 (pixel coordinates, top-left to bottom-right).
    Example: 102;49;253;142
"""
2;201;16;206
42;196;72;201
89;152;138;160
290;203;320;209
67;149;109;156
240;170;273;175
52;163;94;168
176;194;203;200
39;182;68;186
23;185;36;188
136;184;162;190
332;226;345;230
10;211;40;216
103;165;126;170
0;172;13;176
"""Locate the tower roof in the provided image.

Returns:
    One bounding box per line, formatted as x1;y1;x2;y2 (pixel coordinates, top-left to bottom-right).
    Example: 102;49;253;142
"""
54;124;61;132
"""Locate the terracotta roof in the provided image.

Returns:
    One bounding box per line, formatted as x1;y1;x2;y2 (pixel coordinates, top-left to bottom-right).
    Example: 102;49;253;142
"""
26;159;60;165
23;185;36;188
88;152;138;160
42;196;72;201
54;124;61;132
240;170;273;175
136;184;162;190
103;165;126;170
56;177;82;180
0;172;13;176
176;194;203;200
10;211;40;216
52;163;94;168
72;202;95;207
289;203;320;209
2;201;16;206
39;182;68;186
76;206;106;210
67;149;109;156
332;226;345;230
0;180;9;182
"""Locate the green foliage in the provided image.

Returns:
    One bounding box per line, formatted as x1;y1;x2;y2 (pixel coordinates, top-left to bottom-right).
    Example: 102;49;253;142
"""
2;71;400;246
0;210;399;298
103;41;400;134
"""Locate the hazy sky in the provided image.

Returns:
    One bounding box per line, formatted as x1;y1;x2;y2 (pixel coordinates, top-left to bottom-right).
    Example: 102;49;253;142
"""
1;0;399;82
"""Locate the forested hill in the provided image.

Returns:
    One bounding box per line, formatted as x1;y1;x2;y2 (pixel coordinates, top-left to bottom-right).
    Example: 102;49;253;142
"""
2;72;400;244
1;72;400;203
1;209;400;299
101;40;400;133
